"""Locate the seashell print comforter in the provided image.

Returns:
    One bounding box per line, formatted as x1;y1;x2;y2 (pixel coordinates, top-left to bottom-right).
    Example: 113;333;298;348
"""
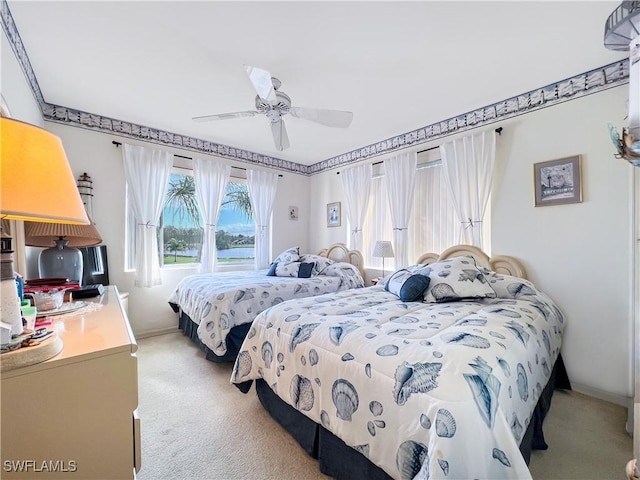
230;281;564;480
168;264;364;356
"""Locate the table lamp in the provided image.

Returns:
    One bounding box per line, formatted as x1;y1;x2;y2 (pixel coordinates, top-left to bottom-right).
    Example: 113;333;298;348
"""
24;220;102;283
372;240;395;278
1;117;89;336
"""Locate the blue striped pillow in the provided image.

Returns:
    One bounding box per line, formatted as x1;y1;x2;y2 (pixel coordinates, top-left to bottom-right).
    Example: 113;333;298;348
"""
384;269;430;302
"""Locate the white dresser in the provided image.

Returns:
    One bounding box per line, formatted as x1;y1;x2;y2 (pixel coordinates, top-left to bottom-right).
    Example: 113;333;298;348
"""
1;286;140;479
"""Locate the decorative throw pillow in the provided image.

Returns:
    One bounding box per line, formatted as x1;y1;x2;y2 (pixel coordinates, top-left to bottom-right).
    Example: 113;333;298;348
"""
299;254;334;275
273;246;300;265
266;262;279;276
274;261;315;278
422;256;496;303
274;262;301;277
478;267;537;299
384;269;431;302
322;263;365;289
406;264;427;273
297;262;315;279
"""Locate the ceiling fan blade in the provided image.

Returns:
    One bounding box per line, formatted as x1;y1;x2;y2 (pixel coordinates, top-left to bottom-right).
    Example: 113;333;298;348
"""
289;107;353;128
245;65;276;103
192;111;258;122
270;119;290;151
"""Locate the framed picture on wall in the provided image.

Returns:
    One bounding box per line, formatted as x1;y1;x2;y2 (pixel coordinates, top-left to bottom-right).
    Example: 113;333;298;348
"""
327;202;341;227
534;155;582;206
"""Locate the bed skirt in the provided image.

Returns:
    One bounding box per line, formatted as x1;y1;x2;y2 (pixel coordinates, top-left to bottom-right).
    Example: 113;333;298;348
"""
249;354;571;480
170;302;250;362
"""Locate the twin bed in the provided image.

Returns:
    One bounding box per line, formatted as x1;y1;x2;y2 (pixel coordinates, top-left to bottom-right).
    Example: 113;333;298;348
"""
168;243;366;362
229;245;570;480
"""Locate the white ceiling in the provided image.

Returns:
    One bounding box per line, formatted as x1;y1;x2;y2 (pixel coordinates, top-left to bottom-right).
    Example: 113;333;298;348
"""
6;1;626;166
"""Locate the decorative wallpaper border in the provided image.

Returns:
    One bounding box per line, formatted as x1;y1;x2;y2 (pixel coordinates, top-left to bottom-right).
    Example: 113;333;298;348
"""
0;0;44;106
41;103;305;174
1;0;629;176
308;60;629;174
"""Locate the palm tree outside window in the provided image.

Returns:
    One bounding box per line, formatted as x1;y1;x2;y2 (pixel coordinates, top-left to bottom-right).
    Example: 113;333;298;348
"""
125;170;254;269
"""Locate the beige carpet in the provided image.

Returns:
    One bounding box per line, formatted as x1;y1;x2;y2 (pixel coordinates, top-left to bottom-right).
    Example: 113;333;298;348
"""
136;332;633;480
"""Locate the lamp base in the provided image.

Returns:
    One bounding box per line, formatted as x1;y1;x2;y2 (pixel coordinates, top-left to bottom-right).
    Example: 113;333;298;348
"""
38;239;83;283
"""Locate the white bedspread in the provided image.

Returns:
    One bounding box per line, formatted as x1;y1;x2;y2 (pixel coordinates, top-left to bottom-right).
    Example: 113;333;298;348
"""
230;282;564;479
168;265;363;356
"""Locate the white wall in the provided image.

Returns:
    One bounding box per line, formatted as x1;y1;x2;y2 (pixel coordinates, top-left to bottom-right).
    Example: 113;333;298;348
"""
492;86;632;404
308;169;351;250
1;31;42;126
309;86;632;404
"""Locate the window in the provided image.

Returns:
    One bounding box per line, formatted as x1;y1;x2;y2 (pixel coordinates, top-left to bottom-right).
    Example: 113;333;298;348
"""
362;151;461;269
407;160;461;262
214;182;255;266
362;173;392;270
125;169;254;269
162;172;203;265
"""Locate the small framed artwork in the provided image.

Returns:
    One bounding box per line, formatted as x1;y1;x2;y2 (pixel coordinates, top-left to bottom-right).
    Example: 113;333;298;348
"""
534;155;583;207
289;206;298;221
327;202;341;227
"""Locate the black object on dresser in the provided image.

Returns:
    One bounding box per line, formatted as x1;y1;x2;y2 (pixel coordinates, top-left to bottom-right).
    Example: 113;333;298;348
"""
72;284;105;299
78;245;109;286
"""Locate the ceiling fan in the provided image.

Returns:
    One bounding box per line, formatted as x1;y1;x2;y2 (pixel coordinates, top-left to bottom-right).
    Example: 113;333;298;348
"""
193;65;354;151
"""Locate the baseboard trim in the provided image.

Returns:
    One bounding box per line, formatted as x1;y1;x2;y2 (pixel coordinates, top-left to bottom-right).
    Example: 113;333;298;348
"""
135;326;179;339
570;382;634;435
571;382;630;407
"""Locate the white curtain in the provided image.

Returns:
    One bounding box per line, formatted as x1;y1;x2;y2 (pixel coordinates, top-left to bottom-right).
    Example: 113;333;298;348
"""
341;163;372;251
439;130;496;249
193;158;231;274
362;175;393;270
384;151;417;269
122;143;173;288
408;163;460;261
247;169;279;269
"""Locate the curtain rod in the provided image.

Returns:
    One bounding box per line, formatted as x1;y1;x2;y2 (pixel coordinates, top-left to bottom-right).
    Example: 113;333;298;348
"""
111;141;283;177
337;127;503;173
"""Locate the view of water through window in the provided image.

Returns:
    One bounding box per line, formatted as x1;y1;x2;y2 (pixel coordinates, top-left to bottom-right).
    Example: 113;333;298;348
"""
162;173;255;265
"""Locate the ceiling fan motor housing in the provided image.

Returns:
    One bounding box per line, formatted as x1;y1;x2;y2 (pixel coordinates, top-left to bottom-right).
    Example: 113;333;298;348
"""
255;83;291;122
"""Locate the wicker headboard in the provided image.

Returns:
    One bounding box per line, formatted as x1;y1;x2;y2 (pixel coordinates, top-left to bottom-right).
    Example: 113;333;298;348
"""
415;244;527;279
318;243;365;278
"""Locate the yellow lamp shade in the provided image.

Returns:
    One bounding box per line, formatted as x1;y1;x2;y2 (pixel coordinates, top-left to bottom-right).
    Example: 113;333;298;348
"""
1;117;89;224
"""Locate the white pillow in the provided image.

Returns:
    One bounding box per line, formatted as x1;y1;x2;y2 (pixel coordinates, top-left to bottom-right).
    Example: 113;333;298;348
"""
322;262;365;289
273;246;300;265
274;261;315;278
478;267;537;299
421;256;496;303
299;254;334;274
